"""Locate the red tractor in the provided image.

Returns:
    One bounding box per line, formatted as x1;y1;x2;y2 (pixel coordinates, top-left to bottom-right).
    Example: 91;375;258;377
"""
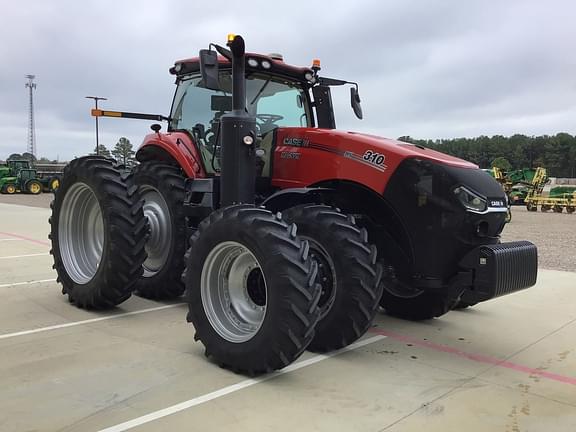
49;35;537;374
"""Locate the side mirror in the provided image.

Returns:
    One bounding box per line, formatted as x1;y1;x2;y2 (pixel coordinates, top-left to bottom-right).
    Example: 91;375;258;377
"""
199;49;220;91
350;87;363;120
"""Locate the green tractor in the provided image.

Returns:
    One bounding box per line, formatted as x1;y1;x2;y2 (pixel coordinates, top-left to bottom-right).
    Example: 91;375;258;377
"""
0;168;43;194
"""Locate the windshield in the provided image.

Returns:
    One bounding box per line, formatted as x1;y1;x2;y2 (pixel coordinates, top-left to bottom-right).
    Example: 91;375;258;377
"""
170;72;309;173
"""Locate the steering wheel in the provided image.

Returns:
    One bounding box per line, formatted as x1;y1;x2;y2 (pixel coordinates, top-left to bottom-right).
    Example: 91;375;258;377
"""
256;114;284;135
256;114;284;124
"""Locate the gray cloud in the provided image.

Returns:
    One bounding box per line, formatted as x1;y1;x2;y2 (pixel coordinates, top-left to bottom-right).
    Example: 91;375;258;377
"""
1;0;575;160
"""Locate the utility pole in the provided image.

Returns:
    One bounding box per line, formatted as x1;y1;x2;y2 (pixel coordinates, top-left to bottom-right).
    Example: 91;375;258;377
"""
25;75;37;157
85;96;107;155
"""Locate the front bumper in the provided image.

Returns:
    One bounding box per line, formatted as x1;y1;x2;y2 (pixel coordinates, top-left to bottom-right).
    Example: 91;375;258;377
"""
458;240;538;303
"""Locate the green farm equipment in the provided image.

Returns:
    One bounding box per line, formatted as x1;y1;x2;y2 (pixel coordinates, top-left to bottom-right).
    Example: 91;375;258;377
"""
487;167;539;205
524;167;576;213
0;159;64;193
0;168;42;194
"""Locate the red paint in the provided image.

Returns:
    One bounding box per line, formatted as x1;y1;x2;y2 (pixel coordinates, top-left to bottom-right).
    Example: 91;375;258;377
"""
138;132;206;179
0;232;50;247
272;128;476;193
370;328;576;386
141;126;478;196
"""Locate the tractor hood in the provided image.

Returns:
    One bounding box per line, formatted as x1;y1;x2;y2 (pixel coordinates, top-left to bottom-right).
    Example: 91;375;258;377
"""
273;127;478;193
289;128;477;169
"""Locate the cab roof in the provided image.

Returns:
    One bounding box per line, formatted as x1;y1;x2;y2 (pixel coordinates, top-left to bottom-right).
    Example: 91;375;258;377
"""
170;52;314;84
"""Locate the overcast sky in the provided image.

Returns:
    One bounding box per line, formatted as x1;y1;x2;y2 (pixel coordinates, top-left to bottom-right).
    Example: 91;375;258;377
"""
1;0;575;160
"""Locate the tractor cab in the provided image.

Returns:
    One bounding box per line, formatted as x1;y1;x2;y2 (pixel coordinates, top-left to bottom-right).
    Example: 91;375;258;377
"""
168;53;361;175
18;168;37;183
7;160;32;176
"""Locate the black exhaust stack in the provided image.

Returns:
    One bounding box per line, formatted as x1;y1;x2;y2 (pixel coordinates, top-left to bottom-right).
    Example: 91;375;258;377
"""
218;35;257;206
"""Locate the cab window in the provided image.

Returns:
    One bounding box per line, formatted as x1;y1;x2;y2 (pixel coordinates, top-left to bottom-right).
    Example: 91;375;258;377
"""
170;72;309;173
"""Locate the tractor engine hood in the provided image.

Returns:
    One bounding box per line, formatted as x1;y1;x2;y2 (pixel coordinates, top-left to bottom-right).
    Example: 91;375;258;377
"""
282;128;477;169
273;127;479;193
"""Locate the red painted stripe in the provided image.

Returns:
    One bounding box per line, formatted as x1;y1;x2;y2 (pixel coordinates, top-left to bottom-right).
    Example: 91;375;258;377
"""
370;328;576;386
0;232;50;247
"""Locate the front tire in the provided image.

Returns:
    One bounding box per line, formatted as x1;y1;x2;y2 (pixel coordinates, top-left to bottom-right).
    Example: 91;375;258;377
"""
379;264;457;320
2;184;16;194
282;205;382;352
131;162;187;299
453;300;478;310
49;156;147;309
184;205;321;375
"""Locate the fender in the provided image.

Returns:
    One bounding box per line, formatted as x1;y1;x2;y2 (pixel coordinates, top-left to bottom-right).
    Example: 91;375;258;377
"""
261;187;335;212
136;132;206;178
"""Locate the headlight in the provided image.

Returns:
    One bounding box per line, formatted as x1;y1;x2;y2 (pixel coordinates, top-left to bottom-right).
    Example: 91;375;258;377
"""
261;60;272;69
453;186;487;213
247;58;259;68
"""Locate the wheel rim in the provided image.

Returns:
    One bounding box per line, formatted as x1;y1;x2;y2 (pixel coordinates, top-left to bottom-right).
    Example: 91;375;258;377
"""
52;179;60;190
59;183;104;284
30;183;40;194
7;185;15;194
140;186;172;277
302;236;336;318
201;241;267;343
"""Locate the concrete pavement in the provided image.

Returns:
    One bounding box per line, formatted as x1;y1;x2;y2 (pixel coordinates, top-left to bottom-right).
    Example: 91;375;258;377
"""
0;202;574;432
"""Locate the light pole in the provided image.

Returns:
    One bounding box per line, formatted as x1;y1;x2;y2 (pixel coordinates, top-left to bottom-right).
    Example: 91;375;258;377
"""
85;96;107;155
25;75;37;158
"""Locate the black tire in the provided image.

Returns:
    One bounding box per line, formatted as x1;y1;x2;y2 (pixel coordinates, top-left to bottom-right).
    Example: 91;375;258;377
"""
49;156;147;309
49;177;61;192
380;290;456;321
184;205;321;375
130;162;187;299
453;300;478;310
2;184;16;194
379;264;457;320
26;179;42;194
282;204;382;352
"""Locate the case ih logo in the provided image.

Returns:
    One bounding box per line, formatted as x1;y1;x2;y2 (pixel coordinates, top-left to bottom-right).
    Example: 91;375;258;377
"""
283;137;310;147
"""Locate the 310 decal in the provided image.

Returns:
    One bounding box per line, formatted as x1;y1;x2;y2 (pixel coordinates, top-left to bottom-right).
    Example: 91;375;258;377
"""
362;150;386;167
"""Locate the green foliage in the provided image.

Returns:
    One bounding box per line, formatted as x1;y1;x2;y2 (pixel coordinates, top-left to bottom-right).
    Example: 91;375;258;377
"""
491;157;512;172
399;133;576;177
7;153;22;161
111;137;135;166
91;144;111;158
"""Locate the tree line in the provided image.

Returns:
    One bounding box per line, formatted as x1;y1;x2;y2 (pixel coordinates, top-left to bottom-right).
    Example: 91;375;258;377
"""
91;137;136;167
398;133;576;178
5;137;136;167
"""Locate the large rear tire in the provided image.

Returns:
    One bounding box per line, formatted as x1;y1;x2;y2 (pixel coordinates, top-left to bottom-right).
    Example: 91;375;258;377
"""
131;162;187;299
282;204;382;352
184;205;321;375
49;156;147;309
26;179;42;195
